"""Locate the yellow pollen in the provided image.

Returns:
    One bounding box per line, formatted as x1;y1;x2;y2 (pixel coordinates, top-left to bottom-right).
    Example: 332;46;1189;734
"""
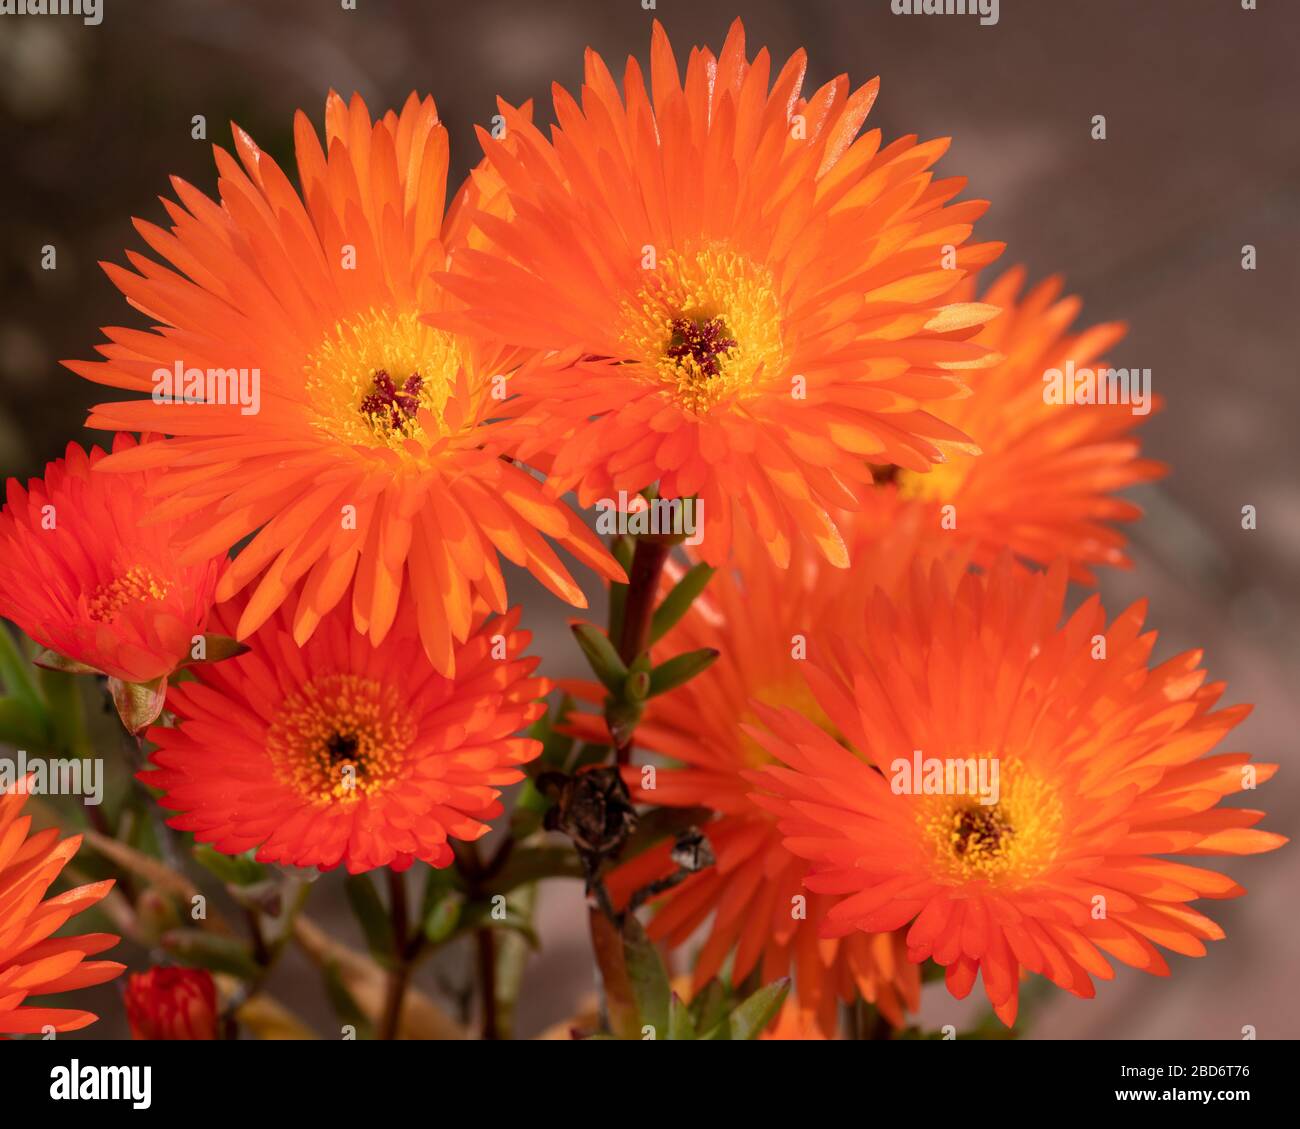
304;309;465;450
86;566;172;623
919;758;1063;887
896;456;972;503
620;246;784;415
265;674;415;804
739;678;834;769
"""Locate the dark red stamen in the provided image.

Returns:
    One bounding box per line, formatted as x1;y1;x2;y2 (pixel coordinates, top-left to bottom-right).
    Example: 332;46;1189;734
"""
360;369;423;429
953;806;1012;857
665;317;736;378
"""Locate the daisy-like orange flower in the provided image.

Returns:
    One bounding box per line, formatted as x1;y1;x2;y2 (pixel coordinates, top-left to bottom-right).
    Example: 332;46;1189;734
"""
0;784;124;1035
0;434;223;685
438;19;1003;568
124;967;219;1040
751;557;1286;1026
67;92;621;676
578;525;963;1036
141;580;545;873
870;267;1165;581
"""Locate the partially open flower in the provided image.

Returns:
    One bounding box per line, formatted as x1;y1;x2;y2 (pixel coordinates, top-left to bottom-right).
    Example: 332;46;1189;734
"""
0;435;224;685
124;967;219;1040
867;267;1165;581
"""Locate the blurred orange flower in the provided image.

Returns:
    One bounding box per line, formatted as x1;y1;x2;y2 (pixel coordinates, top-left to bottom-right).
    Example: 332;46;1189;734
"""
142;582;545;873
762;1002;838;1040
125;967;219;1040
752;557;1286;1026
869;267;1165;581
68;92;620;676
438;19;1003;568
0;785;124;1035
0;434;223;685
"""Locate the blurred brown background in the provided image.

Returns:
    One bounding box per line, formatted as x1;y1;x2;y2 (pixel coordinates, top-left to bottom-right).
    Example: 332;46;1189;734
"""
2;0;1298;1039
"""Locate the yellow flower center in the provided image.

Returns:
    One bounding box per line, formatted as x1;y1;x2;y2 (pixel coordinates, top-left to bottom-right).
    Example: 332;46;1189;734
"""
919;758;1063;887
304;308;465;450
895;456;972;503
739;678;834;769
621;246;784;414
265;673;415;803
86;566;172;623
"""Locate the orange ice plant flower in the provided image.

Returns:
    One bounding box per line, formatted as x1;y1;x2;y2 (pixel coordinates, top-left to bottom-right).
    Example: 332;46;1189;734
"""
574;524;962;1036
438;19;1003;568
67;92;621;676
751;558;1286;1026
141;580;545;873
871;267;1165;581
0;784;124;1036
0;434;223;685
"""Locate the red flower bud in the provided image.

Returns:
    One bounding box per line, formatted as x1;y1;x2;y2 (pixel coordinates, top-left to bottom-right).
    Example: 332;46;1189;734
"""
125;967;219;1040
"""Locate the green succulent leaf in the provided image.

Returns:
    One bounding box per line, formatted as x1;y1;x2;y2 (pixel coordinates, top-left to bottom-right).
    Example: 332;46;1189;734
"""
160;929;260;980
607;536;636;641
667;992;698;1041
193;845;268;887
571;623;627;692
0;696;50;748
688;978;730;1034
422;890;465;945
621;915;671;1037
648;648;719;698
701;978;790;1041
0;624;43;712
649;563;715;645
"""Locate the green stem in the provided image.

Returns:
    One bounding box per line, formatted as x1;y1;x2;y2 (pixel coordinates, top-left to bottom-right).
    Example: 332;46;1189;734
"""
379;869;413;1040
36;667;88;760
476;928;499;1040
223;876;312;1037
611;536;672;764
491;884;535;1040
453;840;506;1040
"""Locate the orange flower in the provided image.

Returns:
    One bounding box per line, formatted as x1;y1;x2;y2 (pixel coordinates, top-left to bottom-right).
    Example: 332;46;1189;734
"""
0;784;124;1035
438;19;1003;568
762;1002;837;1040
141;581;545;873
871;267;1165;581
0;435;223;684
67;92;621;676
125;967;219;1040
583;526;960;1035
752;558;1286;1026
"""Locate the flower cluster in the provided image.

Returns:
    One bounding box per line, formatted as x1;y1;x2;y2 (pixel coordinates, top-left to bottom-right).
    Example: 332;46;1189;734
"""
0;19;1282;1040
